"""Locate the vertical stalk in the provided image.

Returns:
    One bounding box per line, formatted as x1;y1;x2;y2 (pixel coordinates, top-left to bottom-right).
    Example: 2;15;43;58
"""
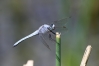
56;32;61;66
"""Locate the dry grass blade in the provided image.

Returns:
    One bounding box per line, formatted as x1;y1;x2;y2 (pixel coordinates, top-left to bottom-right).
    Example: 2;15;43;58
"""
23;60;34;66
80;45;92;66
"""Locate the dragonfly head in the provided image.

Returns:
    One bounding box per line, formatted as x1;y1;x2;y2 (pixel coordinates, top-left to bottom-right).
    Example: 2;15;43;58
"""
50;24;55;30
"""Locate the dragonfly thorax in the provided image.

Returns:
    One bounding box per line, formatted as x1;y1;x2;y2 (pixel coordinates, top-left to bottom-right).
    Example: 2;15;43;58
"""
38;24;55;34
38;24;50;34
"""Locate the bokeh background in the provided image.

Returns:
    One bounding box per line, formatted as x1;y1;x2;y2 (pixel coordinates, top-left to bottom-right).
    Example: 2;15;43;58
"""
0;0;99;66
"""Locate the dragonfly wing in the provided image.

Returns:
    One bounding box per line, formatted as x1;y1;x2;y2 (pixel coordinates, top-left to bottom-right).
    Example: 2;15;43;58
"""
53;17;70;27
13;30;39;47
53;26;68;32
51;17;70;33
39;33;51;50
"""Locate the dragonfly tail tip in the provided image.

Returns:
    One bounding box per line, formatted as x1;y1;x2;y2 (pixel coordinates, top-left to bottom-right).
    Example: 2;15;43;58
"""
13;44;17;47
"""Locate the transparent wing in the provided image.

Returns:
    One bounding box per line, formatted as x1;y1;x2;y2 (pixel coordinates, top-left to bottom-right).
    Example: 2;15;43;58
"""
53;17;71;27
53;26;68;33
39;33;51;50
52;17;70;33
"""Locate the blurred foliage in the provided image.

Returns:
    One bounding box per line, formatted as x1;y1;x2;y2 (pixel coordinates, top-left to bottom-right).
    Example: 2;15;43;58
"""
0;0;99;66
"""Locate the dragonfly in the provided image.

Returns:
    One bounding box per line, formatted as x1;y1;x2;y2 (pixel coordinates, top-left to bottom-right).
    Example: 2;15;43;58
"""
13;17;70;50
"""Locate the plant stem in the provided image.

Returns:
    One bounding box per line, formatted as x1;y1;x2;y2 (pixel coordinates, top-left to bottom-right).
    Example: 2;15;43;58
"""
56;32;61;66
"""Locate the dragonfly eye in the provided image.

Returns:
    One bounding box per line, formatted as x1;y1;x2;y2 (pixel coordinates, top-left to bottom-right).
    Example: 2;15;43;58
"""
50;24;55;30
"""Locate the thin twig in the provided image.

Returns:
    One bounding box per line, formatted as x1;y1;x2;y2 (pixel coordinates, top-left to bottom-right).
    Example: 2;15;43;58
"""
80;45;92;66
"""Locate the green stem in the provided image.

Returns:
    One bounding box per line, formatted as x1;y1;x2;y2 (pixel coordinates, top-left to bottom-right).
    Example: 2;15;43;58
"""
56;32;61;66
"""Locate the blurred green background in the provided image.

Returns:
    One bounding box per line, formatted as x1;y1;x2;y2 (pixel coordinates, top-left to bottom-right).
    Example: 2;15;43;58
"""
0;0;99;66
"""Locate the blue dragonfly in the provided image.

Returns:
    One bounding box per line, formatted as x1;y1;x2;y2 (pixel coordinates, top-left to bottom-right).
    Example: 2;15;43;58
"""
13;17;70;50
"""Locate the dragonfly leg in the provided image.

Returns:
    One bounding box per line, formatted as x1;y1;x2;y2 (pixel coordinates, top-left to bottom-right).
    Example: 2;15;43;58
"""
49;34;60;45
49;34;56;42
47;28;56;35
